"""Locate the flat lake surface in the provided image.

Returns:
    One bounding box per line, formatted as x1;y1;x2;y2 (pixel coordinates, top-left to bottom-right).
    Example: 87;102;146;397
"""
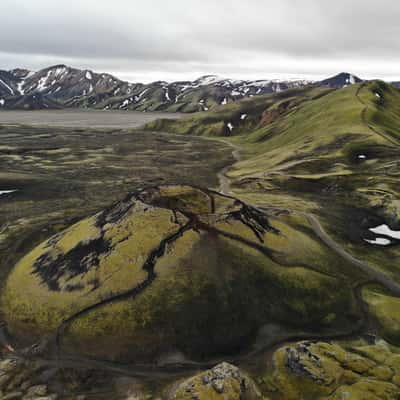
0;110;184;128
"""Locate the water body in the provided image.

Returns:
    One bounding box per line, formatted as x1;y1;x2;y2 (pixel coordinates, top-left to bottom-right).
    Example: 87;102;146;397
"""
0;110;184;129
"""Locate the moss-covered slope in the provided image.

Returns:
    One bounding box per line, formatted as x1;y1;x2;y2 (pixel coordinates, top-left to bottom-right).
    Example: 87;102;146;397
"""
259;338;400;399
2;186;359;362
142;87;332;137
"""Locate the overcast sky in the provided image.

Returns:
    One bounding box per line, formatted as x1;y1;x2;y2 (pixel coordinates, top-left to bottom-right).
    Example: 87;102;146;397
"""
1;0;400;83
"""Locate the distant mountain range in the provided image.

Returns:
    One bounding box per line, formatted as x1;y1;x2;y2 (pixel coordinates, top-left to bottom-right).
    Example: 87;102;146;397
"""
0;66;398;112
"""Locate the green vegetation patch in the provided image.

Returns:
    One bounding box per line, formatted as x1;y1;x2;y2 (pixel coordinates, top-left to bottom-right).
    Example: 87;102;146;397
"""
363;285;400;345
258;339;400;400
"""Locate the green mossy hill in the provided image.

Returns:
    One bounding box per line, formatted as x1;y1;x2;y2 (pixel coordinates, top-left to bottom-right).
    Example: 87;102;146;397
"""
260;338;400;399
142;87;332;137
222;82;400;291
229;82;400;223
231;82;399;178
2;185;357;362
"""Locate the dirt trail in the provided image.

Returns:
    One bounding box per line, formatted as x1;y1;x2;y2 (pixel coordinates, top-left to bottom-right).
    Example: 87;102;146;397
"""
215;140;241;195
303;213;400;297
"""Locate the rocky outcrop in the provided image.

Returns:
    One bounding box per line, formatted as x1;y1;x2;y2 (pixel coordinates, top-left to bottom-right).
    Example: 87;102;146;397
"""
260;339;400;400
169;362;261;400
0;357;59;400
258;100;291;127
285;342;326;384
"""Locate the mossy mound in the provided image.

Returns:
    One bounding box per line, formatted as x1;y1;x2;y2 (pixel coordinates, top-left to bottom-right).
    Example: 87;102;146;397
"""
260;339;400;399
2;186;357;362
168;362;261;400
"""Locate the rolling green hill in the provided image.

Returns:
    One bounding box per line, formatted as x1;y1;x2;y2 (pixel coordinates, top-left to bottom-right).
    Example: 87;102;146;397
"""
142;86;333;137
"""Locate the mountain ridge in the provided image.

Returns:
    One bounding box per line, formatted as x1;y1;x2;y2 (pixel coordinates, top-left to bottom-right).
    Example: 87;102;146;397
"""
0;66;397;113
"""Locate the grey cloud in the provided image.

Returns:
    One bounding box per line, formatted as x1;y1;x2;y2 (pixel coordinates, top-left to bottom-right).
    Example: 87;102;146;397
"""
1;0;400;82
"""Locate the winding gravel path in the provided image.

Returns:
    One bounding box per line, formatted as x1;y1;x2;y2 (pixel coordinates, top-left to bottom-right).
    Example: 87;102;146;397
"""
303;213;400;296
216;140;241;195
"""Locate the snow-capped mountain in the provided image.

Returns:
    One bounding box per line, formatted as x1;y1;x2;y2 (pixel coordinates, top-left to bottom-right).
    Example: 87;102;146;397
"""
0;70;19;97
0;66;394;113
0;66;314;112
2;65;141;102
317;72;363;88
94;75;315;113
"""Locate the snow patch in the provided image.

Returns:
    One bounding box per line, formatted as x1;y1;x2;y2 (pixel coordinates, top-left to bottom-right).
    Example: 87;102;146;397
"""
136;89;148;100
364;238;391;246
241;114;247;120
53;67;67;77
120;99;130;108
198;99;209;111
369;224;400;240
0;79;14;95
196;75;224;86
86;71;93;80
252;80;272;88
358;154;367;159
221;98;227;105
0;190;17;196
375;93;381;99
17;81;25;95
0;99;4;106
227;122;234;132
36;70;52;92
